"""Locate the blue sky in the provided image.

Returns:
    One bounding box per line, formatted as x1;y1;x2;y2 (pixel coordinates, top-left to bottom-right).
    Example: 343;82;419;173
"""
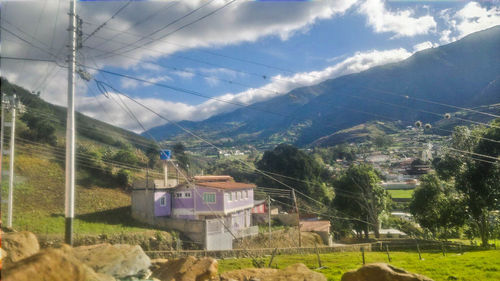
2;0;500;132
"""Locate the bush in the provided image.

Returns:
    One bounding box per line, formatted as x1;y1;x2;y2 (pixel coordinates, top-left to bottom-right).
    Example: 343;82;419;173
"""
116;169;132;187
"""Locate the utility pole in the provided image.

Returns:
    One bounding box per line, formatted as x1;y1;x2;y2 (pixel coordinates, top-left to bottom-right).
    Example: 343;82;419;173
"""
65;0;77;246
292;189;302;247
6;94;17;228
268;195;271;245
0;93;6;184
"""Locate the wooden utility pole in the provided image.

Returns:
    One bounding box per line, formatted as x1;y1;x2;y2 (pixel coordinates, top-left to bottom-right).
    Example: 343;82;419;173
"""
268;195;272;244
292;189;302;247
0;93;5;184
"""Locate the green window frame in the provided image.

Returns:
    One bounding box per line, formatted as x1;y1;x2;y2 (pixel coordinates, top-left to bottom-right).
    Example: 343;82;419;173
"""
203;192;216;203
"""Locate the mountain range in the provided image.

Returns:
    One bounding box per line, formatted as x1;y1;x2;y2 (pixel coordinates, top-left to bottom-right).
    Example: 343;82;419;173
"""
143;26;498;147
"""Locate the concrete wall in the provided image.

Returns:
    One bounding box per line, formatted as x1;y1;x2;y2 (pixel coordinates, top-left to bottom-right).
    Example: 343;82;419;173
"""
131;189;155;223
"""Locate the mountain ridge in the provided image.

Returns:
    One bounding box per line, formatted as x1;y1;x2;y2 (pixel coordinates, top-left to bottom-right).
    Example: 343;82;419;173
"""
145;25;500;147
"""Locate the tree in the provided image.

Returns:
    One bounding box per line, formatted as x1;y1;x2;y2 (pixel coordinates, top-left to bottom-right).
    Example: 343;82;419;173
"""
433;121;500;246
172;142;189;170
256;144;333;203
20;109;57;145
409;174;465;238
333;164;390;239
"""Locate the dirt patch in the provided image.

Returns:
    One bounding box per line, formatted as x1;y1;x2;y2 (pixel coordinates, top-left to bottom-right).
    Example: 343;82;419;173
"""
235;228;324;249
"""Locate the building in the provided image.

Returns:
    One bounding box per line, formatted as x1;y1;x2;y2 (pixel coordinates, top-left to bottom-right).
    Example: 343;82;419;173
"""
131;175;258;250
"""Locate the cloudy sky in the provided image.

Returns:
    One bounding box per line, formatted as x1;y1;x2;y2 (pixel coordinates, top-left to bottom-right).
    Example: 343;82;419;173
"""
1;0;500;133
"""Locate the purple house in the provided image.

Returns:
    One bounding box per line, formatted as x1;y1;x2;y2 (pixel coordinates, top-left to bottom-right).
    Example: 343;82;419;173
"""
132;175;258;249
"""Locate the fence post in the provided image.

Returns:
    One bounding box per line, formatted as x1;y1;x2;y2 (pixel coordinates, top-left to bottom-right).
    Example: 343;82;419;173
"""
441;242;446;257
268;248;278;268
385;244;391;262
315;242;322;268
361;247;365;265
416;241;422;260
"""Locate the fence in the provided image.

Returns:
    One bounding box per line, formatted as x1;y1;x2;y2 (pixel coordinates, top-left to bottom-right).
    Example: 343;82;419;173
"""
145;242;373;259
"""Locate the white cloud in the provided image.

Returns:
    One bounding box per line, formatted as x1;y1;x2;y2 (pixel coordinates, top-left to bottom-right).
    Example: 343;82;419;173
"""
121;75;172;89
439;2;500;43
78;47;412;132
412;41;438;52
1;0;358;106
358;0;437;37
453;2;500;38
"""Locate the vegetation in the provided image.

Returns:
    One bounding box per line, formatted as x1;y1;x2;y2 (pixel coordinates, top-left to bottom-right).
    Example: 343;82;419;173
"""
219;250;500;281
333;164;390;238
431;121;500;246
256;144;334;202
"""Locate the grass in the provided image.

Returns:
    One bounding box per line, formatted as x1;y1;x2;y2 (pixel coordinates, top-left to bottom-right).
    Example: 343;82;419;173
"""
1;154;159;235
218;250;500;281
388;189;414;199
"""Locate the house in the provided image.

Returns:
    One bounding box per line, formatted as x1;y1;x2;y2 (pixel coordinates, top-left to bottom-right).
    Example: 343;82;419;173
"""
131;175;258;250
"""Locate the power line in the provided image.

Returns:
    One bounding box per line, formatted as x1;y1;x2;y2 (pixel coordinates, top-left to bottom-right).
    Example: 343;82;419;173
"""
82;0;132;43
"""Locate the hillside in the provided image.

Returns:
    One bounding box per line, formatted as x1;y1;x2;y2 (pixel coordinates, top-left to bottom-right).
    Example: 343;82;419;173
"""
0;78;167;237
145;25;500;147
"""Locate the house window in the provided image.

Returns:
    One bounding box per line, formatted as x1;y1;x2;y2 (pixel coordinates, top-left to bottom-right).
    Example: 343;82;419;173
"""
160;195;167;207
175;192;183;198
184;192;191;198
228;192;232;202
245;190;248;199
203;192;216;203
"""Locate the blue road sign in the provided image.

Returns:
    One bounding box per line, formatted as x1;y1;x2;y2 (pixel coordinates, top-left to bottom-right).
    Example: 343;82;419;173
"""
160;150;171;160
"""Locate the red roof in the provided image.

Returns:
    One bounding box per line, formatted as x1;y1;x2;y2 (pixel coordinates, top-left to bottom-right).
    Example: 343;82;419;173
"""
197;181;256;190
300;220;331;232
194;175;234;182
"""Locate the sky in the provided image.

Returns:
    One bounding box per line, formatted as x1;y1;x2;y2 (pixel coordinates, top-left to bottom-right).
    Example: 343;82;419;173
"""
1;0;500;133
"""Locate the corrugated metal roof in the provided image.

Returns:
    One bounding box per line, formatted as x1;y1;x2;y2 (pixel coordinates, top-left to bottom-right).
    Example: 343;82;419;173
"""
197;181;256;190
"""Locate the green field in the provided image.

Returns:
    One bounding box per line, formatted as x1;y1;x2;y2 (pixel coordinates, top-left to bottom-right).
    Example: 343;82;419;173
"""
218;250;500;281
388;189;414;199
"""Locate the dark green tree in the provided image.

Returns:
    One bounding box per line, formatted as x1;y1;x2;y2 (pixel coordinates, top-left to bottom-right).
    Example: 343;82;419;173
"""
409;174;466;238
20;109;57;145
256;144;333;203
172;142;190;170
333;164;390;239
433;121;500;246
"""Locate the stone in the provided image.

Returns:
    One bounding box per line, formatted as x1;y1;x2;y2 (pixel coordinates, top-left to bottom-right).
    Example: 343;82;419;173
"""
2;231;40;265
341;263;434;281
220;263;326;281
2;248;88;281
71;243;151;279
152;256;218;281
150;258;170;271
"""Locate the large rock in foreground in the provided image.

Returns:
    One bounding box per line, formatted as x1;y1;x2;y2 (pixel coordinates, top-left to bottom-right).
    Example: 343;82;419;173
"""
341;263;433;281
152;256;218;281
2;248;88;281
2;231;40;265
220;263;326;281
71;243;151;279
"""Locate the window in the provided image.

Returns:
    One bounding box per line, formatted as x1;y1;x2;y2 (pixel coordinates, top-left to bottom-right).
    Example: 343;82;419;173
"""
245;190;249;199
175;192;183;198
184;192;191;198
203;192;216;203
228;192;232;202
160;196;167;206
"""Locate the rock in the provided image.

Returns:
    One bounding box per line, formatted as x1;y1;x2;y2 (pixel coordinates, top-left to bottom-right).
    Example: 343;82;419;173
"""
152;256;218;281
220;263;326;281
150;258;170;271
2;248;88;281
71;243;151;279
341;263;433;281
2;231;40;265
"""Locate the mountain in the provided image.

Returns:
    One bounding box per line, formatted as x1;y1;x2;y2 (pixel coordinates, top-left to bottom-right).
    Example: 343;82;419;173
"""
1;77;154;150
145;26;500;148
